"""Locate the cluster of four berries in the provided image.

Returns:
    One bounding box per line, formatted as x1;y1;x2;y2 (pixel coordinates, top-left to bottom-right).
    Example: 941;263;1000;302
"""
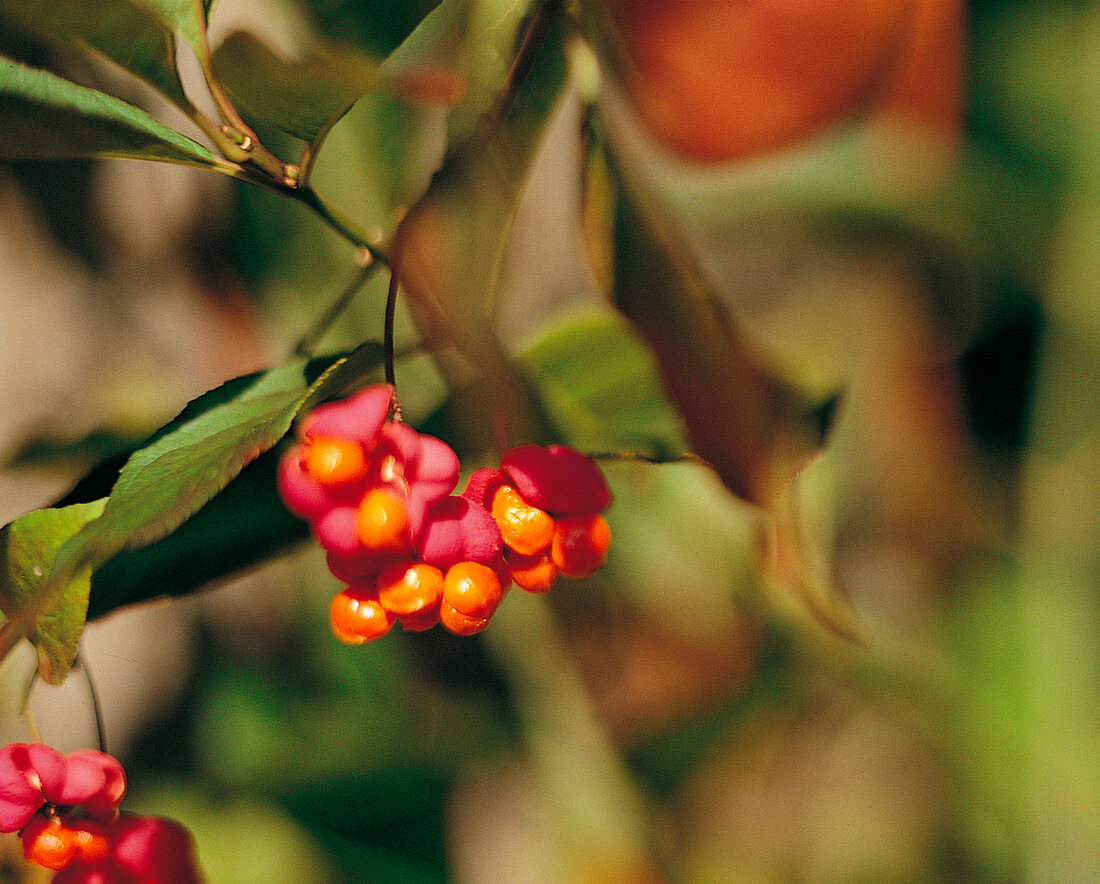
277;385;612;643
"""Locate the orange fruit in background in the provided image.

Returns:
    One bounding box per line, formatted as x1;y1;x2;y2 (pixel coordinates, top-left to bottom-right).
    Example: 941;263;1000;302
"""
603;0;963;163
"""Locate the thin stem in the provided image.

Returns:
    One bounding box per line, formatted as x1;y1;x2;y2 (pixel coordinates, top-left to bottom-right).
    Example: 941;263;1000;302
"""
485;0;562;132
294;187;388;263
0;621;25;675
74;652;108;756
589;450;710;467
384;266;402;421
293;257;378;357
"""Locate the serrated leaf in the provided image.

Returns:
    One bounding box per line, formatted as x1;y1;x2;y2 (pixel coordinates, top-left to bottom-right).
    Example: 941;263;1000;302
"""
212;31;378;145
45;343;382;605
0;55;222;166
86;448;308;619
0;501;106;684
0;0;189;106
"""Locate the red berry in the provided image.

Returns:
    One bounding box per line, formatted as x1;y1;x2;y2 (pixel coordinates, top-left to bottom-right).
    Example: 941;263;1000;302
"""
22;814;80;871
551;514;611;578
304;437;367;486
330;586;394;644
491;485;555;556
355;488;409;551
439;600;490;636
377;562;444;617
442;562;502;620
301;385;392;446
418;496;503;571
505;548;558;594
500;444;611;515
64;750;126;823
109;813;203;884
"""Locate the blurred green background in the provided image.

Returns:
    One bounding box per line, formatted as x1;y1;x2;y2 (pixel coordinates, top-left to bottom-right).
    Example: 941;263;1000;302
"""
2;0;1100;882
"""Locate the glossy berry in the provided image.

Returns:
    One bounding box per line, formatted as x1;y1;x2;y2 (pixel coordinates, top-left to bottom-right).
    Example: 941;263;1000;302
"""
397;604;442;632
442;561;502;620
377;561;444;617
438;600;490;636
551;513;612;578
491;485;555;556
22;814;80;871
304;437;367;486
330;586;395;644
355;488;409;551
505;548;558;594
69;818;111;865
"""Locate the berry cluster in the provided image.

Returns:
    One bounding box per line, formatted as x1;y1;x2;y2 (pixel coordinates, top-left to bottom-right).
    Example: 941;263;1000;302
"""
277;385;612;643
462;444;612;593
0;743;201;883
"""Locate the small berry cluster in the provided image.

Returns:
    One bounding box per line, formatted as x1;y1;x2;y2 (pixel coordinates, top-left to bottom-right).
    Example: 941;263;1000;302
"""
0;743;201;883
462;444;612;593
277;385;611;643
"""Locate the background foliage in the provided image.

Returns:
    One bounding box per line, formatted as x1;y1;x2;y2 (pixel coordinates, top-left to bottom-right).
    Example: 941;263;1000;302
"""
1;0;1098;882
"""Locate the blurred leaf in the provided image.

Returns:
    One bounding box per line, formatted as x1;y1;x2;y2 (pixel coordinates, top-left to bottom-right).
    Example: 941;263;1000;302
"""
608;158;825;506
212;31;378;145
129;0;207;65
302;0;537;251
128;784;343;884
46;342;381;619
195;628;512;797
380;0;535;155
394;9;567;448
0;0;189;105
0;500;106;684
518;311;687;455
0;55;221;165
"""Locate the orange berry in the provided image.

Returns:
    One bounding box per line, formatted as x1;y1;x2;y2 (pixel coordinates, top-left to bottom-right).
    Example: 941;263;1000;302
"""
551;514;611;578
491;485;555;556
505;548;558;594
304;437;367;485
398;603;442;632
442;562;502;619
21;815;79;871
439;599;490;636
330;587;394;644
377;561;444;616
355;488;409;551
70;818;110;864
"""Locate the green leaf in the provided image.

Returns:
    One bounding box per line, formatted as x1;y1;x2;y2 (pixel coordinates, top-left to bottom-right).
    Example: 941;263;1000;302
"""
378;0;535;154
47;343;382;612
0;501;106;684
128;0;207;64
518;312;688;456
86;448;308;619
0;0;190;106
212;30;378;145
0;56;222;166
